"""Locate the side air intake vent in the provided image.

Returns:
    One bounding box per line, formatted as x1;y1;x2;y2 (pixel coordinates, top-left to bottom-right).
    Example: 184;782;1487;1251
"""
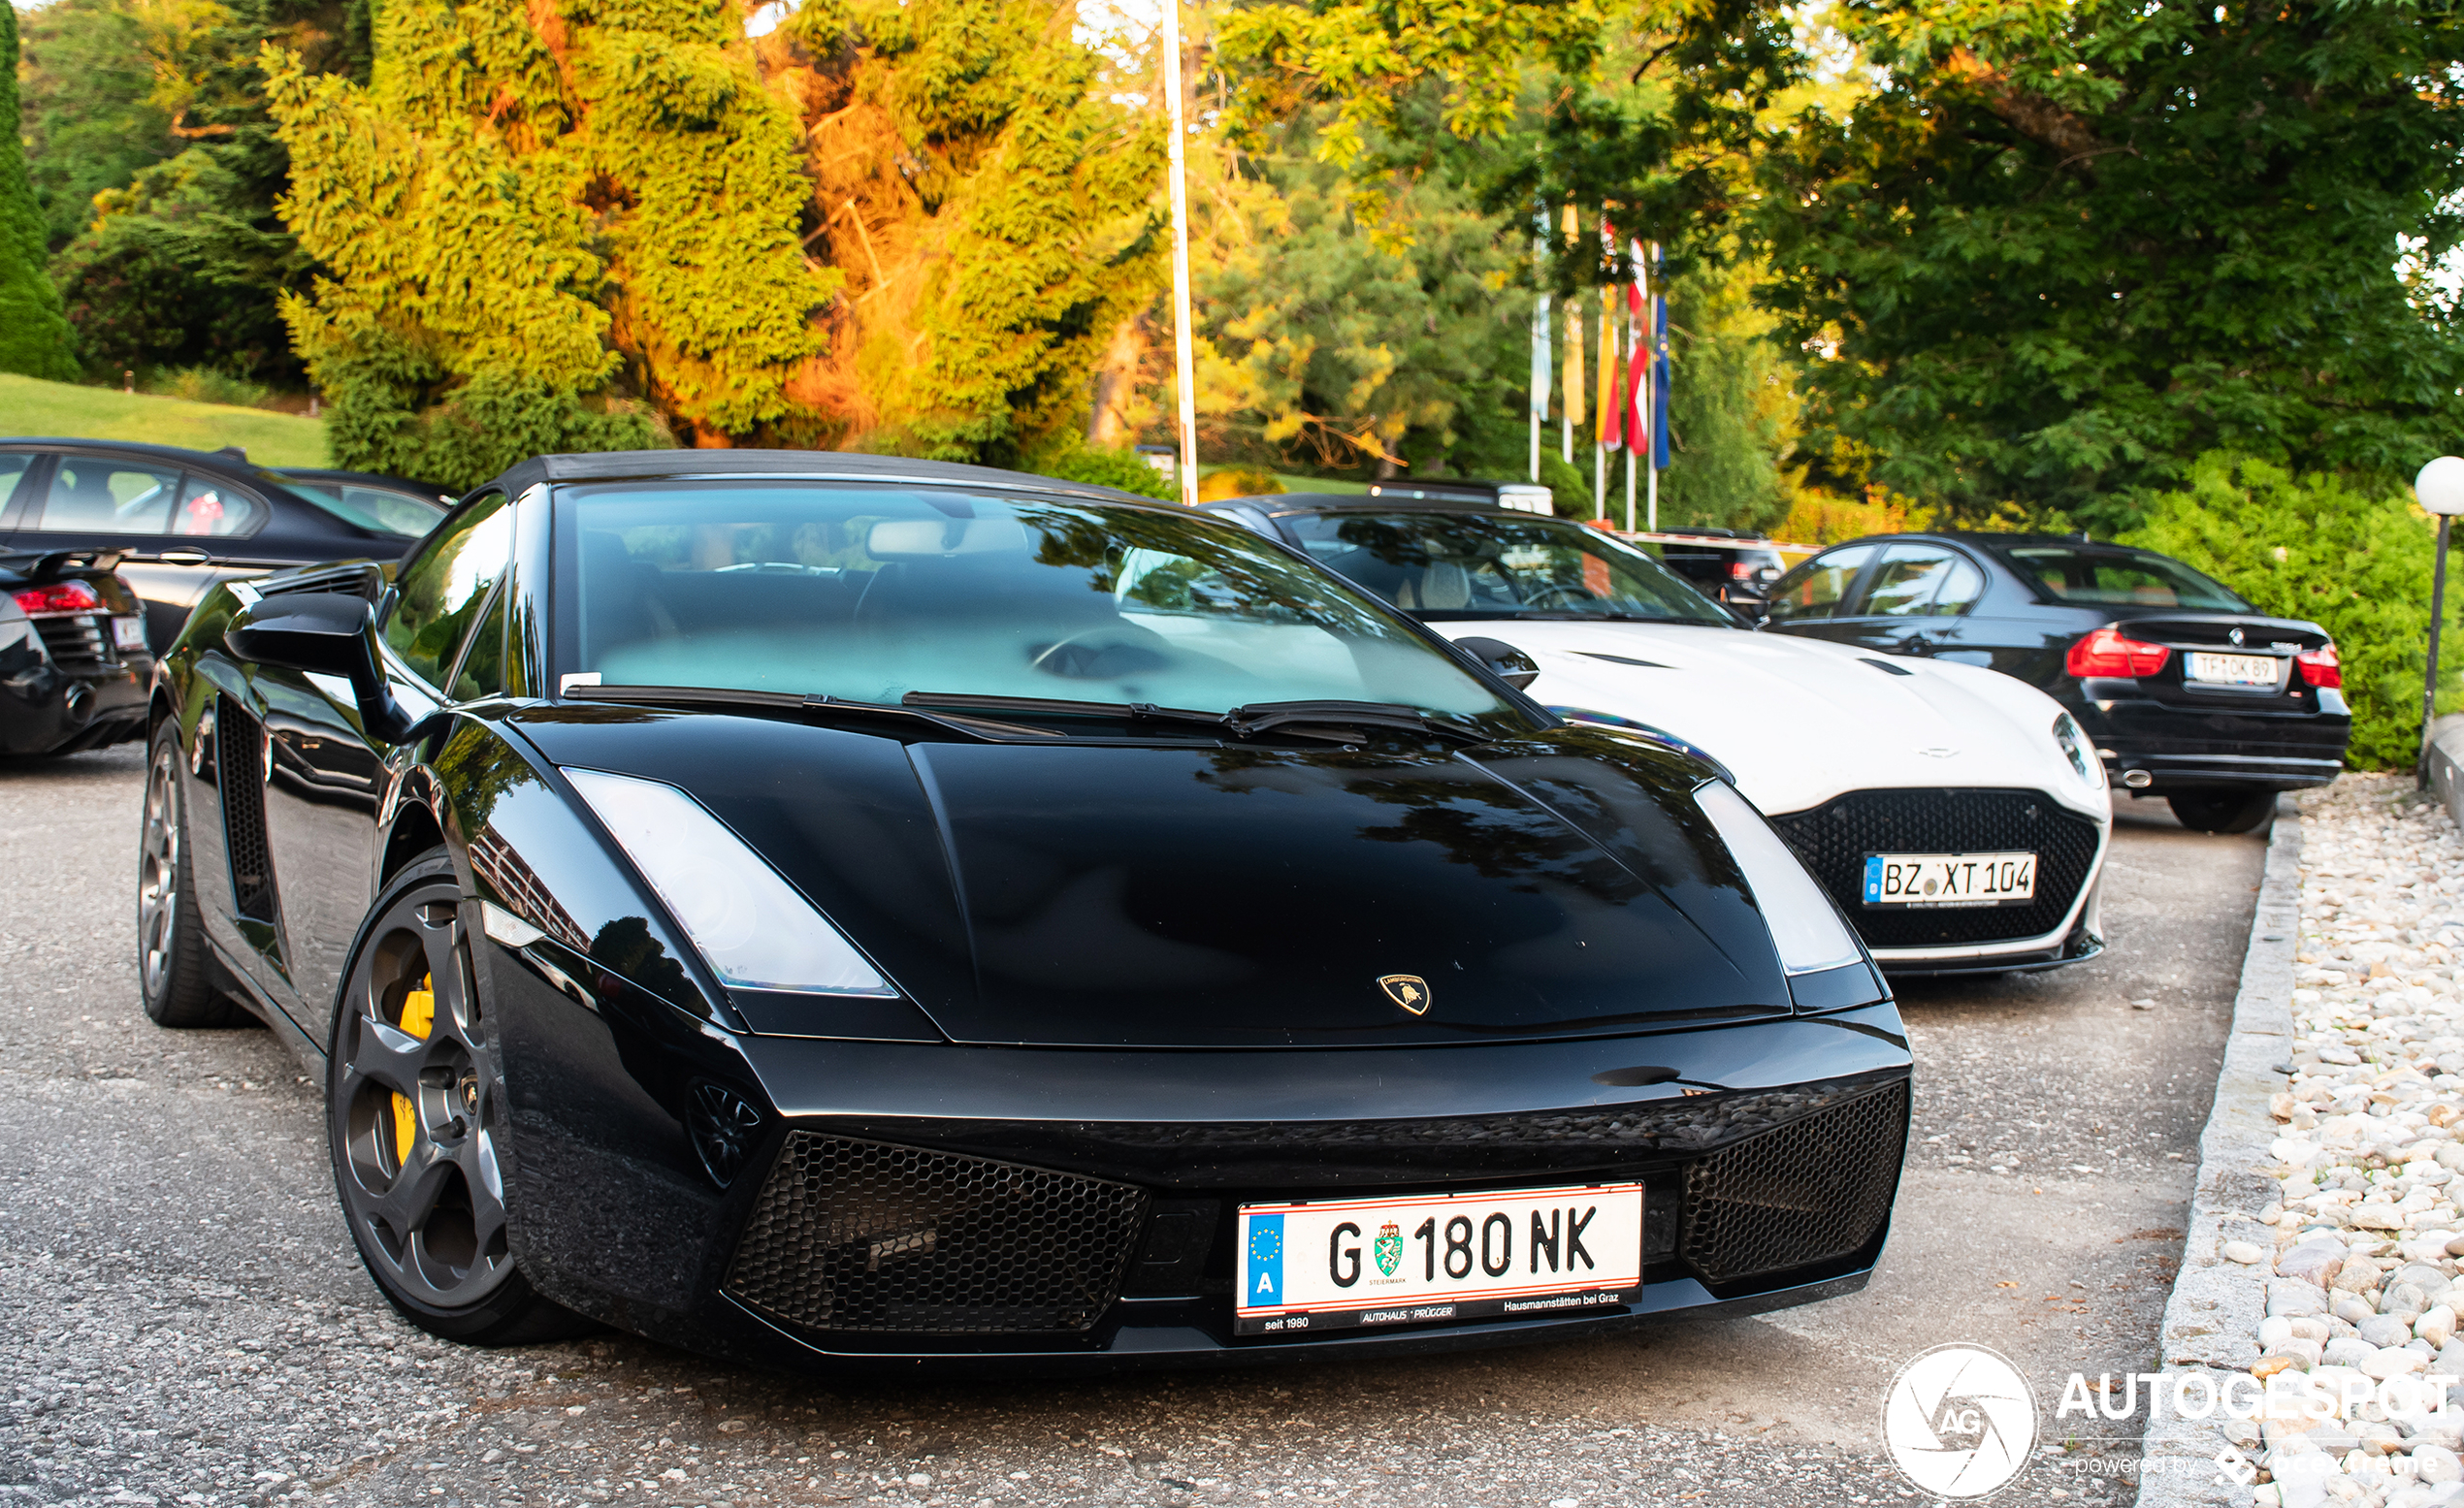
1678;1079;1909;1286
726;1135;1148;1334
215;697;277;923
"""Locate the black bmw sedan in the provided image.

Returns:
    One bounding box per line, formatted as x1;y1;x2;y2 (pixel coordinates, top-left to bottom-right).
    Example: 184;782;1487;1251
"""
0;438;447;654
1759;531;2350;833
139;450;1911;1371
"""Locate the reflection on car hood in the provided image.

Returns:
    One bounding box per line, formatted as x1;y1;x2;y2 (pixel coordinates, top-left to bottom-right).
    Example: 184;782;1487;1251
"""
508;709;1793;1048
1427;622;2102;820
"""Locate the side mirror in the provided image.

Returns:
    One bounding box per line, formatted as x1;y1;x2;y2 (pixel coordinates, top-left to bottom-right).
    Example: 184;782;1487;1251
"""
1454;635;1540;691
226;592;420;743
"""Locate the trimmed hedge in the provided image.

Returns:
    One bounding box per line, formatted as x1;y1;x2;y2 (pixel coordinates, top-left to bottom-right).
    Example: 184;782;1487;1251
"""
2121;452;2462;771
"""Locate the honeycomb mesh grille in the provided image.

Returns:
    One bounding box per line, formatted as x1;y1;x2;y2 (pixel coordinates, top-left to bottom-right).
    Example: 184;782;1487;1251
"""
1678;1080;1909;1286
1767;788;2099;947
215;698;276;922
726;1135;1150;1334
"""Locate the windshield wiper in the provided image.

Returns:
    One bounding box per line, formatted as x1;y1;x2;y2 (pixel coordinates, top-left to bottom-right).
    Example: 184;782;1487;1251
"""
1224;699;1495;746
902;691;1494;747
568;685;1065;743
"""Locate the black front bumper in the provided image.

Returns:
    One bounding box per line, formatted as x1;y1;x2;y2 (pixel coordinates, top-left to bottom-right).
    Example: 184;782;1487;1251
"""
487;928;1914;1375
2074;683;2350;791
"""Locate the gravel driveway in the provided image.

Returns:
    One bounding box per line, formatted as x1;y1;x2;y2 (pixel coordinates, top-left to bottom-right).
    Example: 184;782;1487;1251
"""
0;746;2266;1506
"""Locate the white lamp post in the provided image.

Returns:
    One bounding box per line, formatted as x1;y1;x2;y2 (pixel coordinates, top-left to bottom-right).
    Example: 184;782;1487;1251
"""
2415;456;2464;786
1159;0;1199;508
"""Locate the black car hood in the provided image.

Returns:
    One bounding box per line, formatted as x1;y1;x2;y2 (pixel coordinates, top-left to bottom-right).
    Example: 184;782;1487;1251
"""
508;710;1790;1049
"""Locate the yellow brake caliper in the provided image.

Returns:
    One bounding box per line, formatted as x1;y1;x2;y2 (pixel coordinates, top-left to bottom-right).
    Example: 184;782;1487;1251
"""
391;974;435;1165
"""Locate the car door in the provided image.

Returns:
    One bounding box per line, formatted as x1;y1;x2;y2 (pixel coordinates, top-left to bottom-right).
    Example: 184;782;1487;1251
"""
251;491;512;1023
7;451;276;653
1821;542;1987;658
1757;543;1878;646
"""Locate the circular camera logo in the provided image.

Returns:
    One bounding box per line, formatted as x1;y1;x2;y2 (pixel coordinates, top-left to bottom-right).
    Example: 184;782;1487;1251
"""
1881;1344;2038;1499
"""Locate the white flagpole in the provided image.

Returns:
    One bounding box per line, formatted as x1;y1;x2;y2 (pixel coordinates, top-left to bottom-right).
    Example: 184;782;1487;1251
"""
1161;0;1199;508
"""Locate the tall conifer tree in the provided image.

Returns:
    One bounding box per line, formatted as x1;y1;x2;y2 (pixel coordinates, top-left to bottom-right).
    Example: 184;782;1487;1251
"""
0;2;80;382
263;0;834;478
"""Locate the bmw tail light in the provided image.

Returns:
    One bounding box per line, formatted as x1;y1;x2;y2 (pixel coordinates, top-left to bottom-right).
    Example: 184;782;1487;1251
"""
2296;644;2341;689
563;767;894;996
2064;626;2170;678
13;580;103;618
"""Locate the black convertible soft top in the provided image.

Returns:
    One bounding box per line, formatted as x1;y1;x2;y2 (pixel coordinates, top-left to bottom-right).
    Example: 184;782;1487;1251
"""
479;449;1154;506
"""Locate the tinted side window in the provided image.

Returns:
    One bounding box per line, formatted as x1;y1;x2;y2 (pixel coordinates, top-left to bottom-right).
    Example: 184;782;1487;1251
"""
170;475;268;538
35;456;183;534
1931;558;1985;616
1864;545;1961;617
385;493;512;689
450;582;510;701
1764;545;1874;624
0;454;34;519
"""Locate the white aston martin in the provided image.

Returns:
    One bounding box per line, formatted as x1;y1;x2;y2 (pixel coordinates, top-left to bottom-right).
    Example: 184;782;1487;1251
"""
1206;494;2113;976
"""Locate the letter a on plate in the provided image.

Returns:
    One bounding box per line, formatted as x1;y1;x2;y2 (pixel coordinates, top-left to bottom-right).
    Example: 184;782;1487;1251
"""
1378;975;1431;1014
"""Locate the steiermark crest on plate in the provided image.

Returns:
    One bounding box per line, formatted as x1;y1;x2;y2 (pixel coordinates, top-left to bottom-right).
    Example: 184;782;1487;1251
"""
1374;1220;1403;1276
1378;975;1431;1014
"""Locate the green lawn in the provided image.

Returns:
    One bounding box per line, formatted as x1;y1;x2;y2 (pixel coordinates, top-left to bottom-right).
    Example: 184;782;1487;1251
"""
1;373;329;467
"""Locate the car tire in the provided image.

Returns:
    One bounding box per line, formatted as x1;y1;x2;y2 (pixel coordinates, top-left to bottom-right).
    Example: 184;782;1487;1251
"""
2165;787;2280;835
137;722;252;1029
328;852;594;1346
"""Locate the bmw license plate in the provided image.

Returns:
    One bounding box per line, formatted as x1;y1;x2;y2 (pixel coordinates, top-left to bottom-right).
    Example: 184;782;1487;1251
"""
2187;651;2279;687
1864;851;2036;908
110;616;146;652
1234;1184;1643;1335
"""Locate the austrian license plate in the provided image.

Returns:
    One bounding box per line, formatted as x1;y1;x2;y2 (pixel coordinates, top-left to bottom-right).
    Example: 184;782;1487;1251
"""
1234;1183;1643;1335
110;616;146;652
2186;651;2279;687
1863;851;2036;908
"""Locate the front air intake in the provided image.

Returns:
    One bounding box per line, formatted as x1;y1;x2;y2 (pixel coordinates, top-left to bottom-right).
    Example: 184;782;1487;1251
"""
1767;788;2099;947
1678;1079;1909;1286
725;1135;1149;1334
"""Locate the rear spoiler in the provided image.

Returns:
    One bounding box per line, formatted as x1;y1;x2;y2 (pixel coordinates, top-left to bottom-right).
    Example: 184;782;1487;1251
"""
0;548;128;577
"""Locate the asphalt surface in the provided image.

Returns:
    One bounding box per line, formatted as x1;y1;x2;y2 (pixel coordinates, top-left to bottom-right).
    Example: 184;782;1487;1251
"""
0;745;2265;1507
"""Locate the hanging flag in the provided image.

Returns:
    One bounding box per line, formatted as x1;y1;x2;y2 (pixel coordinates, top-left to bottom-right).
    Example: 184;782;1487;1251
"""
1560;205;1583;456
1625;238;1648;458
1652;292;1672;471
1530;207;1551;424
1596;282;1620;453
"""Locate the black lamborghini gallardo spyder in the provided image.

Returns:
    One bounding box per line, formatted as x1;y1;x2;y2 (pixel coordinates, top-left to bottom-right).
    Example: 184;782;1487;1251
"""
138;451;1911;1371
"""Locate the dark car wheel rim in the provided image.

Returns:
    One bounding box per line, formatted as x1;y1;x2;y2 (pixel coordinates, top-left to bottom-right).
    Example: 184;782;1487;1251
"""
332;890;514;1308
138;742;181;1004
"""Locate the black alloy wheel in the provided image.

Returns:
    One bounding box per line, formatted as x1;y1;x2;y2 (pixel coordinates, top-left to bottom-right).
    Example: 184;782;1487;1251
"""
2166;787;2281;835
328;853;588;1343
138;723;249;1028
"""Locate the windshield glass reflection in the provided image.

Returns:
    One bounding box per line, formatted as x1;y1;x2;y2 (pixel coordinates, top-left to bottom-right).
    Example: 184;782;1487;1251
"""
556;483;1515;720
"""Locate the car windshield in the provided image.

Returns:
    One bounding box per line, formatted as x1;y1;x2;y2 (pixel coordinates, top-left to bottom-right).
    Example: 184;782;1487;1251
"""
554;483;1518;721
1280;511;1734;626
276;475;447;538
2005;546;2249;611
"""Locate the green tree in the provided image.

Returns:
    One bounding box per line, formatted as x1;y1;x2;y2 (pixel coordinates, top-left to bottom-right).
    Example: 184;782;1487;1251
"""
1763;0;2464;531
2123;453;2461;770
16;0;164;251
264;0;832;467
768;0;1166;462
1;1;79;381
1192;124;1534;483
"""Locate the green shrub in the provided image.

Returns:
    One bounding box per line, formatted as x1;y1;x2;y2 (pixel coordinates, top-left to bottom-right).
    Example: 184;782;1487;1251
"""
147;366;270;409
2121;452;2463;771
1022;442;1179;502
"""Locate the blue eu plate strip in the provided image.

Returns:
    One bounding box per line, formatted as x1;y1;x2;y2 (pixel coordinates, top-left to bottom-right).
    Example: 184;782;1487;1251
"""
1863;854;1883;904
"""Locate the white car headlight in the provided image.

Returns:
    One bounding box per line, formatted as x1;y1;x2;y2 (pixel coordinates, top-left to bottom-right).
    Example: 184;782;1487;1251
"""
563;768;894;996
1694;780;1865;977
2052;712;2104;790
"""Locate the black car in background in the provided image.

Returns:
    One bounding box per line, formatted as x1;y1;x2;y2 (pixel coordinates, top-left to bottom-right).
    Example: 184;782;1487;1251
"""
0;547;153;755
1643;527;1789;608
273;468;456;534
1758;532;2349;832
0;440;447;653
